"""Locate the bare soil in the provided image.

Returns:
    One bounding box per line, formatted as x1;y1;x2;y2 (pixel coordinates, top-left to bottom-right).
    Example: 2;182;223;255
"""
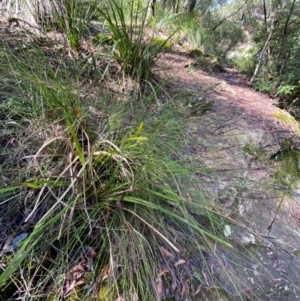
157;52;294;135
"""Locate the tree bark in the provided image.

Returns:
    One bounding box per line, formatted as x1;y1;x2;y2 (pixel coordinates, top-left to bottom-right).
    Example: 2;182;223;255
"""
279;0;296;78
250;16;277;84
263;0;267;26
183;0;196;13
146;0;156;22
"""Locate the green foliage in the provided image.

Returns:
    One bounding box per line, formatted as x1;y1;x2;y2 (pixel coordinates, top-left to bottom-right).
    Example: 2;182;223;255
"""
249;0;300;113
231;55;256;77
0;33;230;300
52;0;99;48
147;2;178;32
92;32;114;45
200;12;244;56
276;84;296;97
189;48;203;58
150;36;172;51
170;12;206;49
252;23;267;47
187;26;205;49
183;17;206;49
214;21;244;56
271;140;300;187
93;0;173;81
253;78;275;94
168;8;244;57
0;47;81;122
1;1;284;299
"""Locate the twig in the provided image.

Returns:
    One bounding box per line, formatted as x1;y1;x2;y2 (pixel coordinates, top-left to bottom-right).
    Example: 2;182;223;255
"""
267;191;286;234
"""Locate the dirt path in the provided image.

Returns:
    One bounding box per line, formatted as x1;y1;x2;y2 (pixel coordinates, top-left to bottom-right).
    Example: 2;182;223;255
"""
155;52;300;301
158;52;294;135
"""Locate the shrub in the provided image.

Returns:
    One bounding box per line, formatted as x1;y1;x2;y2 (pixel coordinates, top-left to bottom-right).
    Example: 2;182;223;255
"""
231;55;256;77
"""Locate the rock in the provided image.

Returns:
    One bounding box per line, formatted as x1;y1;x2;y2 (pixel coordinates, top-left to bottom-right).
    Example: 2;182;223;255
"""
188;104;300;300
11;232;29;250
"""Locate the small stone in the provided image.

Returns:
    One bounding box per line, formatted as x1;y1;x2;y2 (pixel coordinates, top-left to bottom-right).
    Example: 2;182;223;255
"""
224;225;231;237
11;232;29;249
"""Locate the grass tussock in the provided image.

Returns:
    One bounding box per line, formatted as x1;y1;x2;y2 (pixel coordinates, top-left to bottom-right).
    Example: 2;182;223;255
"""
93;0;174;82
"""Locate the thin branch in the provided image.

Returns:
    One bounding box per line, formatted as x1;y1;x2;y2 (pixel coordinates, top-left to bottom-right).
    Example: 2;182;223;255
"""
206;0;249;37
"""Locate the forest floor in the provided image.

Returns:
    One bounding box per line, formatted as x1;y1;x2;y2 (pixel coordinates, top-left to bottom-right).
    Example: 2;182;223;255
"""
2;20;300;300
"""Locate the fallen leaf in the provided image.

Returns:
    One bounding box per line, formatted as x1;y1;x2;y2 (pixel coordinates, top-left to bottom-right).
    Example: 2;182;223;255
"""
132;292;139;301
156;276;164;298
174;259;186;267
74;279;85;287
73;107;81;118
186;192;193;202
84;246;97;258
180;279;189;298
101;265;110;281
167;201;176;207
2;175;9;183
158;267;169;277
159;247;175;259
73;271;85;281
171;278;177;291
83;247;97;269
193;285;202;295
180;283;186;298
70;264;85;274
64;279;76;296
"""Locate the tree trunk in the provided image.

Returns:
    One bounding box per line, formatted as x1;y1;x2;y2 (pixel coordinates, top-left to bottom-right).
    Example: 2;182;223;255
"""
250;16;277;84
263;0;267;26
146;0;156;23
183;0;196;13
279;0;296;78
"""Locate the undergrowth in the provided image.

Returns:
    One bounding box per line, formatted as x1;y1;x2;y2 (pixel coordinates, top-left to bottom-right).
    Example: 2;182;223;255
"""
0;1;282;300
93;0;174;82
0;26;232;301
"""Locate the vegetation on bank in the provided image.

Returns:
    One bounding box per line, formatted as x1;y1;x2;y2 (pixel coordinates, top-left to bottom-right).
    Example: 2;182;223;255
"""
0;0;300;300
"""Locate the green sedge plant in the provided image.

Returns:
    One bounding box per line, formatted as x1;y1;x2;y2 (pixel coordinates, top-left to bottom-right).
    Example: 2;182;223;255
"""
50;0;99;49
93;0;174;82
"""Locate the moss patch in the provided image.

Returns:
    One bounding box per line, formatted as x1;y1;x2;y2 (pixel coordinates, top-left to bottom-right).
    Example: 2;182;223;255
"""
272;140;300;187
272;109;300;134
98;283;115;301
189;48;203;58
243;143;261;156
243;143;269;161
150;37;172;51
